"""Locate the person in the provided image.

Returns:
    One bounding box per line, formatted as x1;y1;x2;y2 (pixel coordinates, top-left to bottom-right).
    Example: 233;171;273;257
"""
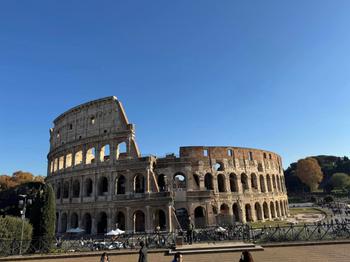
172;252;183;262
239;251;254;262
187;216;194;244
100;252;110;262
138;241;147;262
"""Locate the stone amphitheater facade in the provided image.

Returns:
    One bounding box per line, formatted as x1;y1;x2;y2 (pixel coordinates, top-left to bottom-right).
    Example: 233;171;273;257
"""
46;96;289;235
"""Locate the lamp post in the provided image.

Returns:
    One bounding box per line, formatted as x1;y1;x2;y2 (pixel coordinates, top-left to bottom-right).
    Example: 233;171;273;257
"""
18;194;32;255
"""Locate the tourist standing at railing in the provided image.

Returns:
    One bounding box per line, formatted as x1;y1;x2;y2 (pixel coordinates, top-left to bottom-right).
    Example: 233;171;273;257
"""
187;216;194;244
138;241;147;262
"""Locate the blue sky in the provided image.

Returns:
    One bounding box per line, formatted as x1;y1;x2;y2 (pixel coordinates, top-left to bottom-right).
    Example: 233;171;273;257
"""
0;1;349;176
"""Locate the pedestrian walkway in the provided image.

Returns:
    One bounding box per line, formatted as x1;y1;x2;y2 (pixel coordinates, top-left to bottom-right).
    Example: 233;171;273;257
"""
4;243;350;262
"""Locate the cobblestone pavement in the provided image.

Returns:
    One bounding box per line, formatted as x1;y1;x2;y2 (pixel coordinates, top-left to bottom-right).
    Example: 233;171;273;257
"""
6;243;350;262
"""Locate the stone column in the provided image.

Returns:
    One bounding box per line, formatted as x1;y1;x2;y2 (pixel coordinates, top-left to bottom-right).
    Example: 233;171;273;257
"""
166;205;173;232
145;169;151;193
240;204;246;223
91;212;97;235
80;175;84;202
107;208;112;231
145;206;152;233
94;173;98;200
126;207;132;233
57;211;62;233
237;174;243;194
96;144;101;164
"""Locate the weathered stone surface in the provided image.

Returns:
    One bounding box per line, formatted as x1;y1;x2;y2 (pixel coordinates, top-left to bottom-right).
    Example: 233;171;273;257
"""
46;96;289;234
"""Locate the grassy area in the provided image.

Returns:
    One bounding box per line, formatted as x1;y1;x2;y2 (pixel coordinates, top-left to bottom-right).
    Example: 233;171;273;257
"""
249;207;330;229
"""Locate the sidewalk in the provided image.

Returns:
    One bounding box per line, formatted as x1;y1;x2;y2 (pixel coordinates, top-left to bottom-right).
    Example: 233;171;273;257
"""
4;242;350;262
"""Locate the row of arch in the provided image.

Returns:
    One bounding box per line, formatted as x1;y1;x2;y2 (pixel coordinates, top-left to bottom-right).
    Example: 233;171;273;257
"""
201;172;285;193
50;142;128;174
57;209;167;234
54;171;286;200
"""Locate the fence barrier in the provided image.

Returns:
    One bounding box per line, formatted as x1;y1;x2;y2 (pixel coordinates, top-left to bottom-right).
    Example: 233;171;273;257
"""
1;222;350;257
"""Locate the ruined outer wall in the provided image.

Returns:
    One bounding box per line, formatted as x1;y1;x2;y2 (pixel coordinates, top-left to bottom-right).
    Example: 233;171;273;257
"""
156;146;289;225
46;96;289;235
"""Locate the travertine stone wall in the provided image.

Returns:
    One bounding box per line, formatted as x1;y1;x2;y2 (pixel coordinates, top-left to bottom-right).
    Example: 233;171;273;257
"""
46;96;289;236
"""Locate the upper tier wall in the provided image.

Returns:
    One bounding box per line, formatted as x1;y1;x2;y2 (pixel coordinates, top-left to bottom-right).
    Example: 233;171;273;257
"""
179;146;282;164
49;96;133;151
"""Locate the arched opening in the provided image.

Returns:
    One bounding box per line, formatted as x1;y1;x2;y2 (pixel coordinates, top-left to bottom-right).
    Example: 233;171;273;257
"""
204;173;214;190
154;209;166;231
84;178;93;197
220;204;229;215
263;202;269;219
259;175;266;192
134;210;145;232
276;176;281;191
86;147;96;164
100;144;110;162
255;203;263;220
270;202;276;218
97;212;107;234
275;201;280;217
70;213;79;228
173;173;186;190
193;174;200;189
218;203;230;225
59;156;64;170
72;180;80;198
241;173;249;192
61;213;67;233
266;175;272;192
56;183;61;199
194;206;206;228
229;173;238;192
74;150;83;166
217;174;226;192
65;153;72;168
115;211;126;230
115;175;126;194
245;204;253;222
213;162;224;171
134;174;145;193
175;208;189;230
63;181;69;198
117;142;127;159
272;175;277;190
82;213;92;234
158;174;166;192
232;203;240;222
98;176;108;196
251;173;258;190
280;200;284;216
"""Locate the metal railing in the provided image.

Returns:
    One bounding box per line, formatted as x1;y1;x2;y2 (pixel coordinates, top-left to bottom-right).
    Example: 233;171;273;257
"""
1;222;350;257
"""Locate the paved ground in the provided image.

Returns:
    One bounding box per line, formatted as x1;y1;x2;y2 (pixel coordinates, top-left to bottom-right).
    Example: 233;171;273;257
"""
5;243;350;262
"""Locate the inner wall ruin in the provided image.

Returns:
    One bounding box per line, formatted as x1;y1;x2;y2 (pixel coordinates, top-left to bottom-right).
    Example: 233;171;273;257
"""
46;96;289;234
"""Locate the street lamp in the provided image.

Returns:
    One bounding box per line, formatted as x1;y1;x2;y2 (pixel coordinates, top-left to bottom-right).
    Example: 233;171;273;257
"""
18;194;32;255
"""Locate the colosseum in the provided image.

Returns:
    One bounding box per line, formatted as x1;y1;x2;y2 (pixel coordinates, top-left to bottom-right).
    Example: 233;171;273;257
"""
46;96;289;235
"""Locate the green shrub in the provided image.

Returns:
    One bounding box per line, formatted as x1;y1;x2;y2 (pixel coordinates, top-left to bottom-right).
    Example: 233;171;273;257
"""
0;216;33;255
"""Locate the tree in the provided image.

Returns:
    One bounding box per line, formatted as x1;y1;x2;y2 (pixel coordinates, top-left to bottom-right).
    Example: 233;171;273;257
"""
12;171;34;184
330;173;350;190
296;157;323;192
0;175;18;191
29;183;56;252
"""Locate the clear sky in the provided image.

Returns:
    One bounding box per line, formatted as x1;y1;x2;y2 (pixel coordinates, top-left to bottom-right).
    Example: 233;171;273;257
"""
0;1;349;176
